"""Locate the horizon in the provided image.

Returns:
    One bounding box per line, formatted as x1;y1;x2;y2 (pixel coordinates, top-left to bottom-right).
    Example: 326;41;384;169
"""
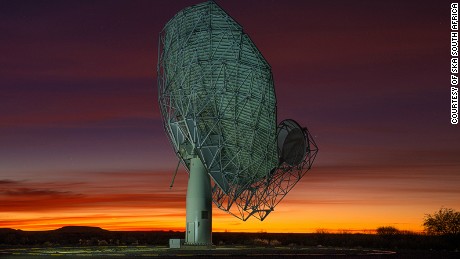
2;225;422;235
1;0;459;234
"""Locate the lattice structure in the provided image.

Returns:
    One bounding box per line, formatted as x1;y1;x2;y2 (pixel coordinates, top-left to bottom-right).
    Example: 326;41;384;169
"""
158;1;318;221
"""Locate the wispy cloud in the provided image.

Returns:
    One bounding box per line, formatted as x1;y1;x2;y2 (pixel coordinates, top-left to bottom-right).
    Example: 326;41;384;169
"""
0;179;19;185
0;79;160;128
0;170;187;213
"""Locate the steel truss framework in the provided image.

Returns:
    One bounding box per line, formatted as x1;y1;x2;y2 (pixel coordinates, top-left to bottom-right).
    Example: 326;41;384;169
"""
158;1;318;221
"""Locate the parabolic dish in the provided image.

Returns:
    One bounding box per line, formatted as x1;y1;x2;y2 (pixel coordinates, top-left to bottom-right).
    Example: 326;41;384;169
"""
158;1;318;221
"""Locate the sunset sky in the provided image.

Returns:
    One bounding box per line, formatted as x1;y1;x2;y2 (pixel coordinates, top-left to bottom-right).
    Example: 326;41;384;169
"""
1;0;459;233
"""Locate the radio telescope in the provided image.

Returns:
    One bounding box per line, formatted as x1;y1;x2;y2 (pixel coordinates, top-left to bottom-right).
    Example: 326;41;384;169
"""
157;1;318;246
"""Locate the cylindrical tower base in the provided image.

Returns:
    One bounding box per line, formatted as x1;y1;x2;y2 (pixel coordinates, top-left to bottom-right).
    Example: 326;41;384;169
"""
185;156;212;246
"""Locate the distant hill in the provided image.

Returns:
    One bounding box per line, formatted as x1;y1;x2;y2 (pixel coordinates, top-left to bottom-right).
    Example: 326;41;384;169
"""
0;228;22;233
0;226;107;234
0;226;180;246
55;226;108;233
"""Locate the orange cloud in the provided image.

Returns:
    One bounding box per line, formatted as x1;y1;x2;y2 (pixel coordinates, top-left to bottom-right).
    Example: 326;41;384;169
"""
0;181;184;212
1;163;459;233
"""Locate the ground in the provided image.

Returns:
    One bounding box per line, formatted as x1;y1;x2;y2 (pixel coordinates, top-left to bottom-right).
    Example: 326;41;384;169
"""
0;245;458;258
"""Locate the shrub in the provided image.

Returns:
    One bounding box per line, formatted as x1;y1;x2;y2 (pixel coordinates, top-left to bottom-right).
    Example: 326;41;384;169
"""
376;226;400;236
423;208;460;235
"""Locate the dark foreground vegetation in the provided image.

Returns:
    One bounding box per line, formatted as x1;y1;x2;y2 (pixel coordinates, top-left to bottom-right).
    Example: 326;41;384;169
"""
0;226;459;251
